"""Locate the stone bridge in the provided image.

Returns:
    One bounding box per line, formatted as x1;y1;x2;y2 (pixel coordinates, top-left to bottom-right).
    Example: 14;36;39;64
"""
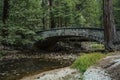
34;28;120;50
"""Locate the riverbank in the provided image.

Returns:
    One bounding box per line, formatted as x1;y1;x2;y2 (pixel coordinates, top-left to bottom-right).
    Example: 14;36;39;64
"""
0;50;79;61
20;52;120;80
20;67;81;80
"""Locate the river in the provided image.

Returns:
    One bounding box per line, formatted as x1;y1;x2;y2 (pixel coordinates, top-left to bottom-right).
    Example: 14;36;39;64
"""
0;51;77;80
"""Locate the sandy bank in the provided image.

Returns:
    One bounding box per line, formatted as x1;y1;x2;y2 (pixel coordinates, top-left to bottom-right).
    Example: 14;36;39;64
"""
20;67;81;80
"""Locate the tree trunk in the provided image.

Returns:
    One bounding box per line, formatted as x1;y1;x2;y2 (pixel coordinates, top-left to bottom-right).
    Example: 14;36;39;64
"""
49;0;55;28
41;0;45;30
2;0;9;24
2;0;9;37
103;0;116;51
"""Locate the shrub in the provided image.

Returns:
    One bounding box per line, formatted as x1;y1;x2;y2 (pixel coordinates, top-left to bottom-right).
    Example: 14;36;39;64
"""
71;53;106;73
0;51;3;57
0;51;6;58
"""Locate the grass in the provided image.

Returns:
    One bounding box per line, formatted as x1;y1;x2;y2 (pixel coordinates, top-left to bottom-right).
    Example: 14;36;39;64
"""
92;44;104;49
90;42;104;50
71;53;106;73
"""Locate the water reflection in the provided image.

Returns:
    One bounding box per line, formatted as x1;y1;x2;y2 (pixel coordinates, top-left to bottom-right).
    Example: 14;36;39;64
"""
0;58;69;80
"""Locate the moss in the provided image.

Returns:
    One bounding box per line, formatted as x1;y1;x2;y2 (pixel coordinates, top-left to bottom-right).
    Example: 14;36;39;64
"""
71;53;106;73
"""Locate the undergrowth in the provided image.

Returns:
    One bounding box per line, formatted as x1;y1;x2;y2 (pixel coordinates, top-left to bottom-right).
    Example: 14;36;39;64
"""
0;51;6;58
71;53;106;73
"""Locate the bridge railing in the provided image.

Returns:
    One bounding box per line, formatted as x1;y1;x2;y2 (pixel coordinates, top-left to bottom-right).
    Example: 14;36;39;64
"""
36;27;105;34
38;28;104;42
37;27;120;34
34;27;120;45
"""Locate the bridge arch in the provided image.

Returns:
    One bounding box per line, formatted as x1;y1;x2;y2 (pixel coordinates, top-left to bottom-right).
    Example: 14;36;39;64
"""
34;28;120;50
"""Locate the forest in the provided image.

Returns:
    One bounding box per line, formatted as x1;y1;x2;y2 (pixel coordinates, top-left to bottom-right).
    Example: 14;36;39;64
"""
0;0;120;80
0;0;120;50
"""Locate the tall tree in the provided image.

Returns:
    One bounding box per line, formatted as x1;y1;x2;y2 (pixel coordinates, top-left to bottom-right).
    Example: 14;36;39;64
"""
49;0;55;28
103;0;116;50
2;0;9;24
41;0;46;30
1;0;9;38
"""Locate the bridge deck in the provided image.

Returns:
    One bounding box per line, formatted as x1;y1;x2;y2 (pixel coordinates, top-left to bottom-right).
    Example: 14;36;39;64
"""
34;28;120;50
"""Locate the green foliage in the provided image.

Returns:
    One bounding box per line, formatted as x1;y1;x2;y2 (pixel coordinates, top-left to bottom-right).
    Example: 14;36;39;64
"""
80;0;102;27
113;0;120;27
0;51;6;58
52;0;102;27
90;42;104;50
71;53;106;73
0;0;44;47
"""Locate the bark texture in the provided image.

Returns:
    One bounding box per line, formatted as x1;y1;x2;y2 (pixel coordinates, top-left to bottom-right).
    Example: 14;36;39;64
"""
103;0;116;51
